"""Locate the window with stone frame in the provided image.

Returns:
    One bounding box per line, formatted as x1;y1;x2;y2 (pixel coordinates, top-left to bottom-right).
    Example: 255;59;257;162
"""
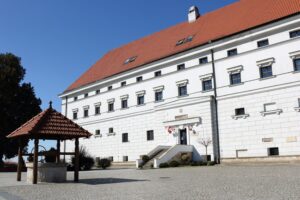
147;130;154;141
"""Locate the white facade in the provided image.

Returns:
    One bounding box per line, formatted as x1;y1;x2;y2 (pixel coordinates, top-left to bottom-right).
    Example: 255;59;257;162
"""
59;14;300;162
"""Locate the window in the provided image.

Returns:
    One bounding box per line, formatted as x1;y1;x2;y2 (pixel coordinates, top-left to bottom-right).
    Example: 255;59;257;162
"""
293;58;300;71
230;73;241;85
109;128;114;133
155;91;163;102
298;98;300;107
199;57;208;64
154;71;162;77
176;36;193;46
107;86;112;91
227;49;238;57
136;76;143;82
123;156;128;162
122;133;128;143
260;65;273;78
95;105;100;115
137;95;145;105
147;130;154;141
177;64;185;71
257;39;269;48
178;85;187;96
73;112;78;120
84;93;88;98
121;99;128;109
84;109;89;118
109;156;113;162
95;130;100;136
268;147;279;156
124;56;137;64
202;80;212;91
108;102;114;112
290;29;300;38
96;90;100;94
74;96;78;101
235;108;245;116
121;81;126;87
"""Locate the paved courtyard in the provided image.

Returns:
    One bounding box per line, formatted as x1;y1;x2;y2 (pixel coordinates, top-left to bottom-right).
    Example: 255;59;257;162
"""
0;164;300;200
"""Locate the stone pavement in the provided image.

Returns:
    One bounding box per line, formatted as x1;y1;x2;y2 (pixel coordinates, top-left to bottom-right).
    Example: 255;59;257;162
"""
0;164;300;200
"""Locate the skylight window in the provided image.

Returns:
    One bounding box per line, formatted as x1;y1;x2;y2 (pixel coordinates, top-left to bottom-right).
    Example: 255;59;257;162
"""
124;56;137;64
176;35;194;46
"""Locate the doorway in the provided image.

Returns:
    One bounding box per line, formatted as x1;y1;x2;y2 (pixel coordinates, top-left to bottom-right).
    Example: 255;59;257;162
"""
179;129;187;145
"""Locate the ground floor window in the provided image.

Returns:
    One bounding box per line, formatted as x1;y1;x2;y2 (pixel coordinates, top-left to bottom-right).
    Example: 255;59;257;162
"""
123;156;128;162
268;147;279;156
122;133;128;143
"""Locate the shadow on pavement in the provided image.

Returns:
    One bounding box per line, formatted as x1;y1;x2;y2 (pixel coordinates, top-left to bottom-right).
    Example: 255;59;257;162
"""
69;178;149;185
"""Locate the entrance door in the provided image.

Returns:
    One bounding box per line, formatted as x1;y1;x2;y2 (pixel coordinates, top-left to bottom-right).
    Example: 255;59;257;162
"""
179;129;187;145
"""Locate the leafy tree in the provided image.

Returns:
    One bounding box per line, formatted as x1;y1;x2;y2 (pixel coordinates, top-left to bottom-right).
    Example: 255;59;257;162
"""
0;53;41;165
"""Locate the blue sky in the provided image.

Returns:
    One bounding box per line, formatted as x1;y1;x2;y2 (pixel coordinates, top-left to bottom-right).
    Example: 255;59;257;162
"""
0;0;237;152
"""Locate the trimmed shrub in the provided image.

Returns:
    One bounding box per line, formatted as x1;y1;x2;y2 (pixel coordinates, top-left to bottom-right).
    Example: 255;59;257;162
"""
97;158;111;169
207;161;216;166
169;160;180;167
71;146;95;170
141;155;150;163
159;163;169;168
45;148;57;163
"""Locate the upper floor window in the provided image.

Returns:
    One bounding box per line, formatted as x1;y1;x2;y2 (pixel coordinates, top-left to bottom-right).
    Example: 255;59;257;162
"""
121;99;128;109
95;104;101;115
176;80;188;97
230;73;241;85
147;130;154;141
83;108;89;118
136;76;143;82
235;108;245;116
264;103;277;112
137;95;145;105
74;96;78;101
95;90;100;95
109;127;114;133
257;58;275;79
124;56;137;64
227;48;238;57
154;71;162;77
257;39;269;48
107;99;115;112
107;86;113;91
290;29;300;38
155;91;163;102
122;133;129;143
199;57;208;64
95;130;100;136
73;111;78;120
121;81;126;87
177;64;185;71
202;79;212;91
293;58;300;72
84;93;88;98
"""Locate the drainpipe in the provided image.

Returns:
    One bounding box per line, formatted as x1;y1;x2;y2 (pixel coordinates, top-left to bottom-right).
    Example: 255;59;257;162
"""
210;49;221;164
63;96;68;163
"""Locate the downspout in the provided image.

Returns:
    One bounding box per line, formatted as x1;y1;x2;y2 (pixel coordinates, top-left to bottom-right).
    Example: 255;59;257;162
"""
63;96;68;163
210;49;221;164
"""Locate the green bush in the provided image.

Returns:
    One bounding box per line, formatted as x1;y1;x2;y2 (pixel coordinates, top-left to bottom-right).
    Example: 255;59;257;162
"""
207;161;216;166
141;155;150;163
97;158;111;169
159;163;169;168
169;160;180;167
71;146;95;171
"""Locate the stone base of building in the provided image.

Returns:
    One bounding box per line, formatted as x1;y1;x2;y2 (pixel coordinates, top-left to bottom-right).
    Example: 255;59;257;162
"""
221;155;300;165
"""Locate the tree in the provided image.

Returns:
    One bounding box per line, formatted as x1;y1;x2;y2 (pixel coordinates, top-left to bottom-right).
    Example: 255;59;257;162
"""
198;138;212;162
0;53;41;165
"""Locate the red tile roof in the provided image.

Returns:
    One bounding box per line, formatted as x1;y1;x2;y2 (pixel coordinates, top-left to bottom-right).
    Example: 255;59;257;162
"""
65;0;300;92
7;107;92;139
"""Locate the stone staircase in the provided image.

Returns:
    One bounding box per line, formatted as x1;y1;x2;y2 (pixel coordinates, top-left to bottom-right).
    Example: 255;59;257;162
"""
143;149;169;169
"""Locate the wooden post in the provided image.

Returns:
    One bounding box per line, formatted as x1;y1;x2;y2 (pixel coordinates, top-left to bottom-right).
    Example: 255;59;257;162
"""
17;140;23;181
74;138;79;182
33;138;39;184
56;139;60;163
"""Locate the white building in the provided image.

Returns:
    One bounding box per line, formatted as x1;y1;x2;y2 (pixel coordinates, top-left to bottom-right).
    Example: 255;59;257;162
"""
59;0;300;165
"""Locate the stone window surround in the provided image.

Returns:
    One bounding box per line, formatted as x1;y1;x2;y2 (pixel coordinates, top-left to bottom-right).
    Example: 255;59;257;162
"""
153;85;164;92
256;57;275;68
260;102;283;116
199;74;212;81
136;90;146;96
289;50;300;59
227;65;243;74
176;79;189;87
120;94;129;100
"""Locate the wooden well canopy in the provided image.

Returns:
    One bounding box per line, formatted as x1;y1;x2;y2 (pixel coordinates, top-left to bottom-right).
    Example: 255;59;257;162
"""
7;102;92;184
